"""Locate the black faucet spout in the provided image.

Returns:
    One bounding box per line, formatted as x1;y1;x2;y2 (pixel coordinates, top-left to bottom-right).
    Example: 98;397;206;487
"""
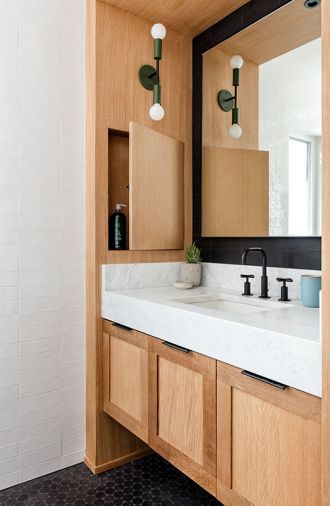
241;247;270;299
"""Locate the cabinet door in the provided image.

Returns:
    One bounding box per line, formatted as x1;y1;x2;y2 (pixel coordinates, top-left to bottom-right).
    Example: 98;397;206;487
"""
103;321;148;442
129;122;184;250
149;337;217;496
217;362;321;506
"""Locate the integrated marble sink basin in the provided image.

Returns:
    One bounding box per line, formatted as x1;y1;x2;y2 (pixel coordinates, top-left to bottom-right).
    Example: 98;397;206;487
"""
172;293;293;315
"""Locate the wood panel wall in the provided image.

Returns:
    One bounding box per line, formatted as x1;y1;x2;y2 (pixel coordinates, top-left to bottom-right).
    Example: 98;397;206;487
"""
220;0;321;65
97;1;192;264
321;1;330;504
99;0;249;37
85;0;192;473
202;46;259;151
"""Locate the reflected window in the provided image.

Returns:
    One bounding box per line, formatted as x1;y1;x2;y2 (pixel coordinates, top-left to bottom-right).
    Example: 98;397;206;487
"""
288;138;310;235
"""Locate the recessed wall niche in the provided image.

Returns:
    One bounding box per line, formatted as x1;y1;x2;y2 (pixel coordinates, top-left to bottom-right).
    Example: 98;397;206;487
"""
108;129;130;250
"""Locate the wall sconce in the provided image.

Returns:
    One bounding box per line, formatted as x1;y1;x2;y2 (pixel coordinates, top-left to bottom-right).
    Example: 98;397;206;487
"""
218;55;244;139
139;23;166;121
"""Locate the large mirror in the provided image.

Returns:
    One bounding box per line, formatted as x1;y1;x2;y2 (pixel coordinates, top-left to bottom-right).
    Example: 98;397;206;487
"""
202;0;321;237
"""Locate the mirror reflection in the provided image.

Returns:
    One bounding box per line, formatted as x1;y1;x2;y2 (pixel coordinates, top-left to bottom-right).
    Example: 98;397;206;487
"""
202;1;321;237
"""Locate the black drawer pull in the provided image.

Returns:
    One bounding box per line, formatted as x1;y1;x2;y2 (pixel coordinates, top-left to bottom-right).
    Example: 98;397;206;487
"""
112;322;132;332
241;370;287;390
162;341;190;353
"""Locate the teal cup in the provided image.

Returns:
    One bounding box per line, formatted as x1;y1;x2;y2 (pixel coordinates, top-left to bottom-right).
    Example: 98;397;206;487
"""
301;275;321;308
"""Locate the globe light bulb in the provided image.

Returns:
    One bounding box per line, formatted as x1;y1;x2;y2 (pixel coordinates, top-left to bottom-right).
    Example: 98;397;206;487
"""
151;23;166;40
149;103;165;121
230;55;244;69
229;123;242;139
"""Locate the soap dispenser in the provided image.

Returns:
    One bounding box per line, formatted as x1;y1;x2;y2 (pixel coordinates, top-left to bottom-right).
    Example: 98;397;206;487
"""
109;203;127;250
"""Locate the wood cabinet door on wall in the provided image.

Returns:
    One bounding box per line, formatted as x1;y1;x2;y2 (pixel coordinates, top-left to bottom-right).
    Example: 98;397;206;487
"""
103;320;148;443
217;361;321;506
148;337;217;496
129;122;184;250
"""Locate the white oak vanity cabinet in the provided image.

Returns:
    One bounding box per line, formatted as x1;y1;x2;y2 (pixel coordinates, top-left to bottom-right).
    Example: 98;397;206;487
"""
216;362;321;506
148;336;217;495
103;321;149;443
102;320;217;495
102;320;321;505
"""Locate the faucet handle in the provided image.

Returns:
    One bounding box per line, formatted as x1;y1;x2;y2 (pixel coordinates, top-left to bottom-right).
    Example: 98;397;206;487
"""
240;274;254;296
276;277;293;302
276;277;293;284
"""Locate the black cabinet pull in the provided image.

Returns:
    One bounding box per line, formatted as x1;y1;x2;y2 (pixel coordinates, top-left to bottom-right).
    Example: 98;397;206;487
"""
241;370;287;390
112;322;132;332
162;341;190;353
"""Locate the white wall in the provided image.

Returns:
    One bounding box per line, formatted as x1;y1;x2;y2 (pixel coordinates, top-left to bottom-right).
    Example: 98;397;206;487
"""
259;38;321;236
0;0;85;489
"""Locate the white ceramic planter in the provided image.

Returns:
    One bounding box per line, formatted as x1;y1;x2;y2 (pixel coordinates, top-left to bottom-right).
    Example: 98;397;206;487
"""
180;263;202;287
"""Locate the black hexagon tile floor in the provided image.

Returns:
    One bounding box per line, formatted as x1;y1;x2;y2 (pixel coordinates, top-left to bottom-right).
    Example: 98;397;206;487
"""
0;454;222;505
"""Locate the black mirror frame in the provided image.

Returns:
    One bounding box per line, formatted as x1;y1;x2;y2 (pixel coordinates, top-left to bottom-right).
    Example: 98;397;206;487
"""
192;0;321;270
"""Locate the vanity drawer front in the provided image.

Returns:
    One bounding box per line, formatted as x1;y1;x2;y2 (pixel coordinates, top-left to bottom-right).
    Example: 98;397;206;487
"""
103;320;148;442
148;336;217;496
217;361;321;506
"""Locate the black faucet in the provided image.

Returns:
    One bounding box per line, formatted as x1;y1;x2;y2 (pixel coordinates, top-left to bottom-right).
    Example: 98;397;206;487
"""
241;247;270;299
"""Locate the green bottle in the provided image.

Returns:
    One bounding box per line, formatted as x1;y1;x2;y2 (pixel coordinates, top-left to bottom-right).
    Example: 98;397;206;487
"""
109;203;127;250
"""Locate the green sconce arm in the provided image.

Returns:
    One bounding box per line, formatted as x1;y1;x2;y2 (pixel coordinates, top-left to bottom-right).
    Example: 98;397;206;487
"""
138;23;166;121
217;55;244;138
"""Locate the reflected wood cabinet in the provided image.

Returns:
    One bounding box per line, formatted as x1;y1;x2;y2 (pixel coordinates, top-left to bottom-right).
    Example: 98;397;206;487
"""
102;320;321;505
202;146;269;237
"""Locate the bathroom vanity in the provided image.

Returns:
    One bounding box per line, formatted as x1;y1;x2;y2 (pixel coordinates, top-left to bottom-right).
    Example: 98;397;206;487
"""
101;263;321;505
85;0;329;503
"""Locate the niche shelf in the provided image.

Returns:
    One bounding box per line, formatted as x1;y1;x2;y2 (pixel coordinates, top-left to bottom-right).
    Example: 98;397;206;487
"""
108;128;130;251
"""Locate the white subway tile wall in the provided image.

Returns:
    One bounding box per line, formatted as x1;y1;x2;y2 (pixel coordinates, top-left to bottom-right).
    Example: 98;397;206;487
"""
0;0;85;489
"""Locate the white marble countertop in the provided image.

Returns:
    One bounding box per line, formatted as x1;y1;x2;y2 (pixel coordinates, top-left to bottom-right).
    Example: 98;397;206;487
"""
102;284;321;397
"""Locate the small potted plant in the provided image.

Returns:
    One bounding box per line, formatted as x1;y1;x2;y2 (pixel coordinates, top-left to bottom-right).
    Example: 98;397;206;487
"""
180;242;202;287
